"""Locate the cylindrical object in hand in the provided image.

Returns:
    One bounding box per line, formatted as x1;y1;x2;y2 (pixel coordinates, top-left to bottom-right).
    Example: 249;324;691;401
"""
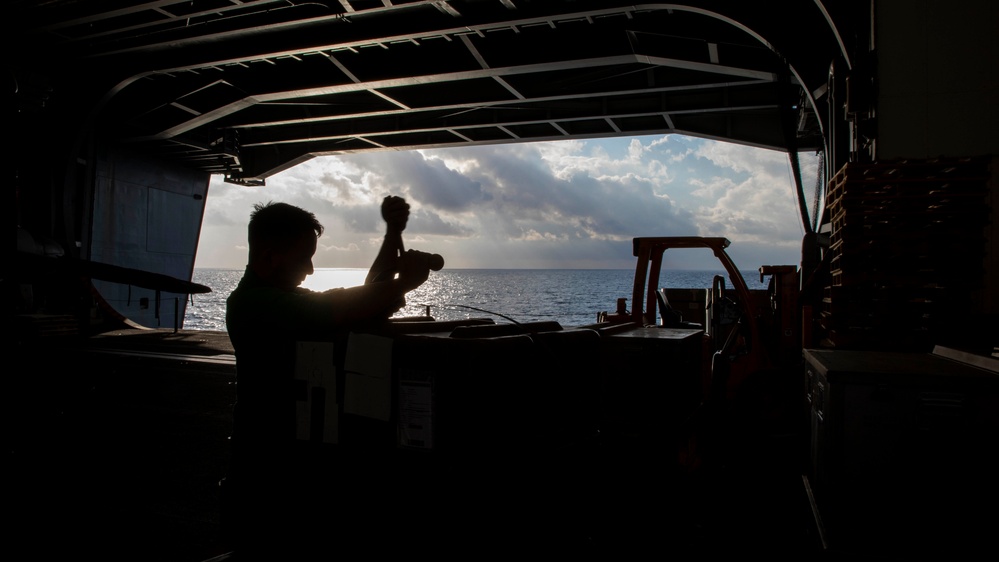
429;254;445;271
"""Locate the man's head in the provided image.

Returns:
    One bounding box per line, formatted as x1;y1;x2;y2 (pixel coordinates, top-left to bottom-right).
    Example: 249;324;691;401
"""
247;202;324;289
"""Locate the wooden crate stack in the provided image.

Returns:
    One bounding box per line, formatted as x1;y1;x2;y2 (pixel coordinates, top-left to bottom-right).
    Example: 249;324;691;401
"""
820;156;991;350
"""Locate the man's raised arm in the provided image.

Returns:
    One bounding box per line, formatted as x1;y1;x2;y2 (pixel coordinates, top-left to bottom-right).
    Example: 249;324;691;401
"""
366;195;409;284
329;250;431;325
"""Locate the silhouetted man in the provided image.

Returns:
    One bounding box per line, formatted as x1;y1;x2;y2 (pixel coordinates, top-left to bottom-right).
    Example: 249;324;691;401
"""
223;196;431;558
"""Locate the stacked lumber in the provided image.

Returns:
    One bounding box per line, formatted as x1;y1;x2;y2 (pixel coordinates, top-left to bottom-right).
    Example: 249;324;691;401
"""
820;156;991;350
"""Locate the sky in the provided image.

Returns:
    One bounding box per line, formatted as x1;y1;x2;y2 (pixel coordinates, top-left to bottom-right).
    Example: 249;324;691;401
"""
194;134;822;271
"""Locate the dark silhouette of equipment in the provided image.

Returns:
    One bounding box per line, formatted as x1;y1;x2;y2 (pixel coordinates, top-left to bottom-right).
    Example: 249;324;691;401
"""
428;254;445;271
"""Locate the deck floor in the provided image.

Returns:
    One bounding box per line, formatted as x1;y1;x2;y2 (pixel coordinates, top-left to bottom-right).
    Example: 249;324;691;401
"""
10;327;947;561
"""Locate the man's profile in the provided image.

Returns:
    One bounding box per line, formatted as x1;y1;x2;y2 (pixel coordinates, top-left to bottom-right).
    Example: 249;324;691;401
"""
222;196;432;558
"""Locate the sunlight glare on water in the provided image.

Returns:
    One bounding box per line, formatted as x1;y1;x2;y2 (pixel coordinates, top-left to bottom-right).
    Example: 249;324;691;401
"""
187;267;769;331
299;268;369;292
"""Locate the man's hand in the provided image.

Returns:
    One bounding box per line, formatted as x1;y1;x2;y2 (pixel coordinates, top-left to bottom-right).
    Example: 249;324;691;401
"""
381;195;409;233
366;195;410;285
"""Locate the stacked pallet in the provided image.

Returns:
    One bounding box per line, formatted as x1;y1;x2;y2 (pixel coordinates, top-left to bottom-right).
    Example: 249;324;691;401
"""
820;156;991;350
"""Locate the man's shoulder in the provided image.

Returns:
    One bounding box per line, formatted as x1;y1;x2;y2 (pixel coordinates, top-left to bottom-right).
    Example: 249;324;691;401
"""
226;277;339;329
226;269;285;301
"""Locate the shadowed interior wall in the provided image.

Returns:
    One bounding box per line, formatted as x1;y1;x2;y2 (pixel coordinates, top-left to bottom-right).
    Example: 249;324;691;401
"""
89;143;210;329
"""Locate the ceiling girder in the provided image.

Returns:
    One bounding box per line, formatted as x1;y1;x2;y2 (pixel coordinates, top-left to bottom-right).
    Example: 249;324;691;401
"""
12;1;850;183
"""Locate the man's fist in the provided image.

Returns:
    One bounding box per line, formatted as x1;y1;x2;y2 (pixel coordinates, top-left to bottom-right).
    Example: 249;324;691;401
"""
381;195;409;232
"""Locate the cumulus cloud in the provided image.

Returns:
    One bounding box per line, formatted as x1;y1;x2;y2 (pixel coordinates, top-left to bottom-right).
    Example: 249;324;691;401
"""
196;135;811;270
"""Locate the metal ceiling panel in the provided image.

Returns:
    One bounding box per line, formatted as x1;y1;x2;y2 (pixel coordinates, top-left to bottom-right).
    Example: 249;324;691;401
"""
11;1;855;183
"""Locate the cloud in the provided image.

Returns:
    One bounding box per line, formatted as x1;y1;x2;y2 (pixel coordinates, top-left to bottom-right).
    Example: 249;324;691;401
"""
196;135;810;270
409;209;473;237
418;141;699;240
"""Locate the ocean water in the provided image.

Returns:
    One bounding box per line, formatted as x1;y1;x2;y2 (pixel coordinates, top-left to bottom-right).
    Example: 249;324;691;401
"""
185;268;771;331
